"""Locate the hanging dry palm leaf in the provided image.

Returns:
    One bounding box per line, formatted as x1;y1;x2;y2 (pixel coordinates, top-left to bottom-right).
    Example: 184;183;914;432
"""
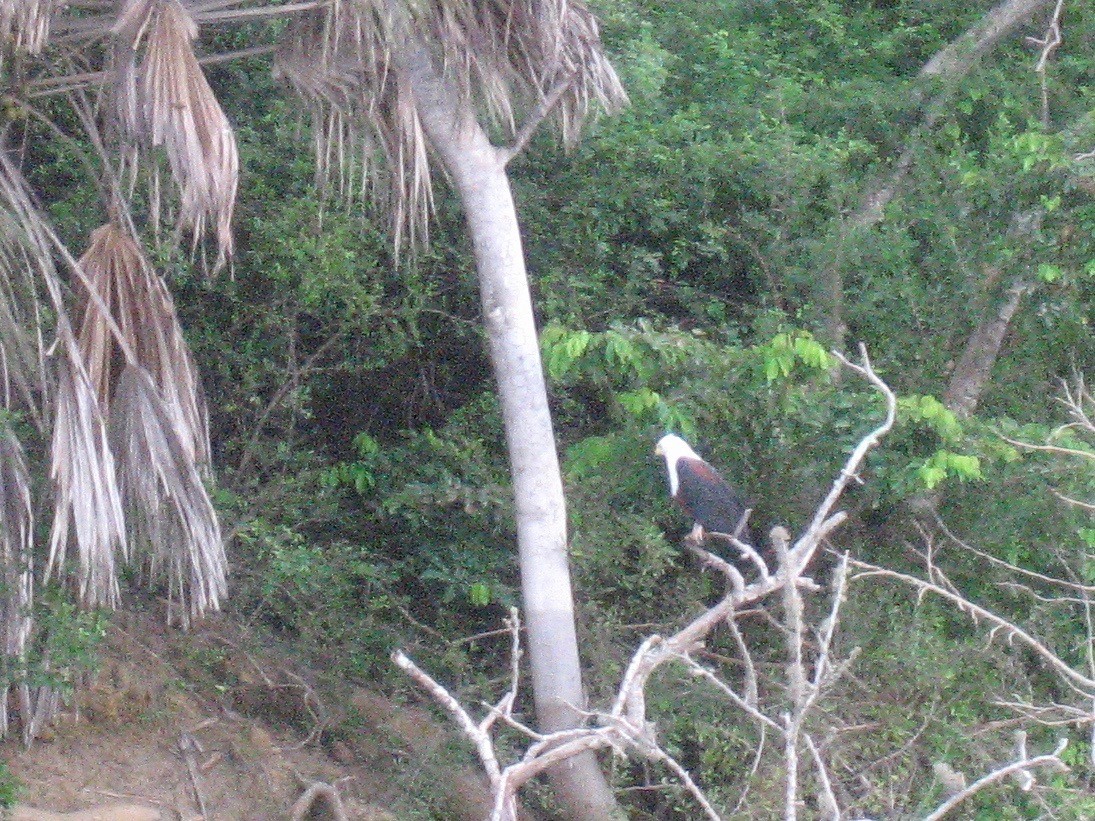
0;153;224;624
0;212;48;428
0;154;130;612
74;222;224;624
114;0;239;269
0;427;34;740
0;203;42;741
47;355;128;608
276;3;434;253
76;223;211;466
0;0;61;57
111;366;226;624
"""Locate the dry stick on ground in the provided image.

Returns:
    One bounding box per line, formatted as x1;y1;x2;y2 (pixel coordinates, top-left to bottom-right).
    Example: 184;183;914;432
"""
177;732;208;819
394;344;897;819
289;781;349;821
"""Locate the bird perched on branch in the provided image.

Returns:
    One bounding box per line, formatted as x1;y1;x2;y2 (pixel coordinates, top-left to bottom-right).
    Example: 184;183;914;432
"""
655;433;755;549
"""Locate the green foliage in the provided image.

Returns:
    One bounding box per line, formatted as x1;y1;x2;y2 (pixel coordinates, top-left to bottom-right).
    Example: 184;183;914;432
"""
900;395;963;443
328;410;519;615
25;589;109;692
915;449;982;489
0;762;21;808
189;0;1093;812
754;330;834;380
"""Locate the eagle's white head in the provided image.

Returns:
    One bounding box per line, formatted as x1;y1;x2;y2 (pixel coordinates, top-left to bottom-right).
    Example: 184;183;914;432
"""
655;433;701;495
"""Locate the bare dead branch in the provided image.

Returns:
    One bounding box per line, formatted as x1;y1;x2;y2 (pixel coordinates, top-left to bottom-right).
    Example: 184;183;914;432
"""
645;748;723;821
804;733;840;820
1050;491;1095;511
725;615;758;707
1000;435;1094;462
677;654;783;733
1029;0;1066;73
932;511;1095;594
780;527;806;821
392;649;505;786
394;346;901;818
686;541;746;592
502;72;578;162
849;559;1095;693
922;737;1069;821
802;346;897;554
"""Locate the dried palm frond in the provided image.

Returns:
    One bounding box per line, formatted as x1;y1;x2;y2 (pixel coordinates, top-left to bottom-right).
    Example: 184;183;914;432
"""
114;0;239;269
0;152;223;623
275;0;625;252
74;222;224;623
75;223;211;466
0;211;48;429
0;0;62;57
111;365;226;624
0;153;130;611
426;0;629;142
276;4;434;252
0;426;34;740
47;355;128;608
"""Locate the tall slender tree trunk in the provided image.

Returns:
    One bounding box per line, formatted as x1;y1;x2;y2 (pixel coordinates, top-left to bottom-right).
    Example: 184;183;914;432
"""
395;25;620;821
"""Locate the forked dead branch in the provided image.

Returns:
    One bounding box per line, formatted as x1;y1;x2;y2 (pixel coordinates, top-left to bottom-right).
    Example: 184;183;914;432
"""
394;347;1080;819
393;346;893;820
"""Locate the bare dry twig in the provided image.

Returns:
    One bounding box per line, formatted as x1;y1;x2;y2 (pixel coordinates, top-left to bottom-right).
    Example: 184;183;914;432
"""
849;559;1095;694
922;737;1069;821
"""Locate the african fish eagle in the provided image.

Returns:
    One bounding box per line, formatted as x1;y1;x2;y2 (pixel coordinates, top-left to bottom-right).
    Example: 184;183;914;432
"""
656;433;753;546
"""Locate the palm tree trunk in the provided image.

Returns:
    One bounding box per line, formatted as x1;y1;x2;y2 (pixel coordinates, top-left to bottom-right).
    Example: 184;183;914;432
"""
395;25;620;821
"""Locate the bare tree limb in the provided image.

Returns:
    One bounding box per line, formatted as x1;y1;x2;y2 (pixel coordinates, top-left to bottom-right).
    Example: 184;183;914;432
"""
391;649;505;786
921;737;1069;821
393;345;899;819
779;527;806;821
804;733;840;820
501;73;578;163
943;279;1028;418
921;0;1054;80
932;511;1095;594
849;560;1095;693
235;330;344;478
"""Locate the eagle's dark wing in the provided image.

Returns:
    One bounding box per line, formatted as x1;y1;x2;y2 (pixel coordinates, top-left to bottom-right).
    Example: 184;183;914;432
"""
675;456;752;542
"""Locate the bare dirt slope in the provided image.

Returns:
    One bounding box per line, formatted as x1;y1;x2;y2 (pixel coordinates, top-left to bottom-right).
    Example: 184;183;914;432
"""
3;602;500;820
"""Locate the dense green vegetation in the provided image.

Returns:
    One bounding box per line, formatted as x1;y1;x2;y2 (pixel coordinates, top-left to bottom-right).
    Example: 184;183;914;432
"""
4;0;1093;816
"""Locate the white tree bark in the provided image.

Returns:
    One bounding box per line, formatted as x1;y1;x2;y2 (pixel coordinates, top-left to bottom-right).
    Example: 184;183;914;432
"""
392;20;620;820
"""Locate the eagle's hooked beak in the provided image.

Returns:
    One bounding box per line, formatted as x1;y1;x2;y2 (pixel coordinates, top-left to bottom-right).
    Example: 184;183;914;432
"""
654;442;664;456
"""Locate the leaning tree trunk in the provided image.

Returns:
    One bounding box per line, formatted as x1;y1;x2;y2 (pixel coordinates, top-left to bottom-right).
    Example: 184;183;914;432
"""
943;278;1027;418
395;26;620;821
821;0;1054;352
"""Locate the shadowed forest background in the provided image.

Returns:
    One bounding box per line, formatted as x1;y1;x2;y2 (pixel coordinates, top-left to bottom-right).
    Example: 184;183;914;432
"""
1;0;1093;818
